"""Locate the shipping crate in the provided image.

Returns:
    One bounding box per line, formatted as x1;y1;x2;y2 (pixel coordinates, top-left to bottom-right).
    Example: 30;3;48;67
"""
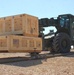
0;14;39;37
0;35;42;53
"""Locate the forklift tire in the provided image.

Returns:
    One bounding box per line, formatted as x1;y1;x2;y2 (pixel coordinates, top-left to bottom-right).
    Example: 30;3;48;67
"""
52;33;71;53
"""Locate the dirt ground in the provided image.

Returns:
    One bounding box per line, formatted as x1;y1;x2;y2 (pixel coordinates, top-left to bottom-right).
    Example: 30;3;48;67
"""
0;50;74;75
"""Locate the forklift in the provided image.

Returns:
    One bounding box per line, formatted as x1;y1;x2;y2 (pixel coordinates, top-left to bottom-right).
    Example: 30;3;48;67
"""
39;14;74;53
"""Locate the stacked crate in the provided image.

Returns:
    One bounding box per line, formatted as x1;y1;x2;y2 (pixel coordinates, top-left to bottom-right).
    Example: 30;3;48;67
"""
0;14;42;53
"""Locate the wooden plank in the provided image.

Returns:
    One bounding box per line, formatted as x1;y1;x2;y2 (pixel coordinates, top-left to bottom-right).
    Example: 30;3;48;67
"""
5;17;13;32
0;36;9;51
35;38;42;51
0;18;5;33
13;15;23;31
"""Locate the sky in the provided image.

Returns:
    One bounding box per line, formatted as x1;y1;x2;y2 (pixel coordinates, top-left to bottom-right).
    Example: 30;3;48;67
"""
0;0;74;34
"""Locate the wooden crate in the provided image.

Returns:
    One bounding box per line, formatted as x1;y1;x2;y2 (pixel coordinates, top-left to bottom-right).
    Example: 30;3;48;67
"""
0;35;42;53
0;14;39;37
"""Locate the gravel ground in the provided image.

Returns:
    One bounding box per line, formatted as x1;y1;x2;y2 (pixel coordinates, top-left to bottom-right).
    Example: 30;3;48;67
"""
0;51;74;75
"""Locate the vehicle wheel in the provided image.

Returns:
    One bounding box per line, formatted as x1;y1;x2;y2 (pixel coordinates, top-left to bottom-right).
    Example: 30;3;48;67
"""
52;33;71;53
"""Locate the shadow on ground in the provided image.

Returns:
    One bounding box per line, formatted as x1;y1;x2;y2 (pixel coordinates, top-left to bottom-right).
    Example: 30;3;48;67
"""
5;59;43;67
0;51;74;67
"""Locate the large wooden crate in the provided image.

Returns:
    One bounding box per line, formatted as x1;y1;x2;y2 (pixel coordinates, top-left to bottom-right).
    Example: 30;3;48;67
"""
0;35;42;53
0;14;39;37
